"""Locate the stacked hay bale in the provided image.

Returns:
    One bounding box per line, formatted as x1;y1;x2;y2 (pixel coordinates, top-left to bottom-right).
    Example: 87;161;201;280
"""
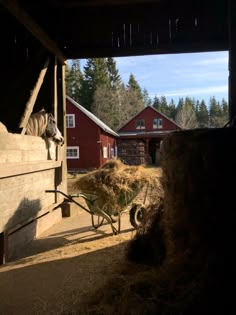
81;128;236;315
72;159;162;216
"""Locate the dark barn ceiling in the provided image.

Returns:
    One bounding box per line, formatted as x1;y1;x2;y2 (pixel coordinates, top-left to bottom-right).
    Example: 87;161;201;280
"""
2;0;229;59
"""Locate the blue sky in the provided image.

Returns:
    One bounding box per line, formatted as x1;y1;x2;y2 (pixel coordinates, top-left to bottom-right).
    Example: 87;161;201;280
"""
80;50;228;106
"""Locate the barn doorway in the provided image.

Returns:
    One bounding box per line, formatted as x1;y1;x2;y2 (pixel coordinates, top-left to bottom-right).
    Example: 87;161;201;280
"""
149;139;160;165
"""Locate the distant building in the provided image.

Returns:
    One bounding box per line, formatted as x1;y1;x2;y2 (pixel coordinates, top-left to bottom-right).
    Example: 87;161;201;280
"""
117;106;181;165
66;96;119;171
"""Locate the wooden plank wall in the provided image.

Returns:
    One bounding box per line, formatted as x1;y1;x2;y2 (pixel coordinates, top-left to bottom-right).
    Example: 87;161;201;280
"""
117;139;146;165
0;133;63;234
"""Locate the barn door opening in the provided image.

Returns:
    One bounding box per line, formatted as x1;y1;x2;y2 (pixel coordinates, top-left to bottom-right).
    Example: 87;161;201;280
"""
148;139;161;165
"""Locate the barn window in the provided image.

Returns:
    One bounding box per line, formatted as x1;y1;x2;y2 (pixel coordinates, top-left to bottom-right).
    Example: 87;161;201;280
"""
66;114;75;128
103;147;108;158
67;146;79;159
111;147;114;158
136;119;145;129
153;118;163;129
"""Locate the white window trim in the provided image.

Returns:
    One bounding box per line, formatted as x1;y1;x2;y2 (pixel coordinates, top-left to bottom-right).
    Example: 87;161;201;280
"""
103;146;108;158
136;119;145;130
66;114;75;128
153;118;163;129
67;146;79;159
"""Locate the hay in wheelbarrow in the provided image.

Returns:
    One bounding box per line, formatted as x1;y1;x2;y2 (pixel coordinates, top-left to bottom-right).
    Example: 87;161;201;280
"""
72;159;162;216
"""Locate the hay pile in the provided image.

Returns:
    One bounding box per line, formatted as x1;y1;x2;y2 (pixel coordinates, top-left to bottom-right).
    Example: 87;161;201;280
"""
72;159;162;215
78;128;236;315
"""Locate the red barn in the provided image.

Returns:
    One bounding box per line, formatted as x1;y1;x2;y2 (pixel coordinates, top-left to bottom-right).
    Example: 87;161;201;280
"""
66;96;119;171
118;106;181;165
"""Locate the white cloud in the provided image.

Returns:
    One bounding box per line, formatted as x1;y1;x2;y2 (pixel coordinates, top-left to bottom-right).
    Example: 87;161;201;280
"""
195;57;228;66
115;54;167;68
161;85;228;97
115;57;138;67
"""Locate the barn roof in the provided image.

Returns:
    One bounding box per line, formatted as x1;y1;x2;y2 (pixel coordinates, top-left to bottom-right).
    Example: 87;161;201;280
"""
118;105;181;131
1;0;228;60
66;96;119;137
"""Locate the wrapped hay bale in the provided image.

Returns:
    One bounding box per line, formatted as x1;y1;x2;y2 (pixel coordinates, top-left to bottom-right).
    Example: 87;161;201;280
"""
72;159;162;216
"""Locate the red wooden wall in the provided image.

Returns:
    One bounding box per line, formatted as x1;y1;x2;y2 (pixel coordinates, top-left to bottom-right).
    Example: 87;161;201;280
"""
66;99;117;170
119;106;179;132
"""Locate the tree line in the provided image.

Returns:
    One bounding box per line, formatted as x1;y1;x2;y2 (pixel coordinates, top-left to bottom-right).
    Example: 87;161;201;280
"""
66;58;229;131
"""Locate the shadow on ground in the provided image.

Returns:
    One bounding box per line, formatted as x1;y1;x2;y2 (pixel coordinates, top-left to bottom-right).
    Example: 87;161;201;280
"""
0;241;130;315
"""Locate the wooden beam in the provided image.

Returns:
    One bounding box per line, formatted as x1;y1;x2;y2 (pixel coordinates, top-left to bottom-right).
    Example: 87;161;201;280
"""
0;0;66;64
20;57;49;133
228;0;236;125
54;57;58;123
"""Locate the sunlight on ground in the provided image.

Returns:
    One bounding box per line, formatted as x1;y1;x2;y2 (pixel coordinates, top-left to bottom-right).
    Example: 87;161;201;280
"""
0;231;133;272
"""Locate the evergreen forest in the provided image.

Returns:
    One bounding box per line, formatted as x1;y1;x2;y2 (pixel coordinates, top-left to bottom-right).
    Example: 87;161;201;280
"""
66;58;229;131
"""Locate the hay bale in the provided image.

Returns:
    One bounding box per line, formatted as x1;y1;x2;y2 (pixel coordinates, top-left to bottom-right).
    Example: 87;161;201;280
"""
72;159;161;215
161;128;236;262
126;202;166;266
120;128;236;314
76;130;236;314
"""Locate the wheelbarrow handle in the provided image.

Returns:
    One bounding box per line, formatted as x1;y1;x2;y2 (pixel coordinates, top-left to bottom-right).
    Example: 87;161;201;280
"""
45;189;77;199
45;189;97;215
45;190;97;203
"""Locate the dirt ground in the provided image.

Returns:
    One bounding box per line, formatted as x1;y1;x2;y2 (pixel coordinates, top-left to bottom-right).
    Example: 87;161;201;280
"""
0;167;161;315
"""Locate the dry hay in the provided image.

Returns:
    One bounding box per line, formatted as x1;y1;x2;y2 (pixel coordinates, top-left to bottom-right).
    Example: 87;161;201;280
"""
77;128;236;315
126;202;166;266
72;159;162;216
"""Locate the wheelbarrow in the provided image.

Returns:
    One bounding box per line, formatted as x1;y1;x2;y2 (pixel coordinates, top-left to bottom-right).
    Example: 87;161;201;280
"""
46;183;150;235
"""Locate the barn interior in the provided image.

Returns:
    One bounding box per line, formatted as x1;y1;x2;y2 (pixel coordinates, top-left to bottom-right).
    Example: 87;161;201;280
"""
0;0;234;128
0;0;236;313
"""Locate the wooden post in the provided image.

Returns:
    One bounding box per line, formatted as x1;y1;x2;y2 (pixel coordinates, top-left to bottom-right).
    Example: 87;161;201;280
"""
145;138;149;164
20;57;49;134
54;63;68;204
228;0;236;125
54;57;59;162
0;231;8;265
61;64;68;187
54;57;58;123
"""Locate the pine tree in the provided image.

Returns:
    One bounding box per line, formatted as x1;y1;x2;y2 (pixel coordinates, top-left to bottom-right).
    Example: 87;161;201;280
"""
221;98;229;124
152;96;161;111
169;99;177;120
127;73;143;100
107;57;122;90
209;96;221;127
197;99;209;127
142;88;152;107
65;64;73;96
65;60;83;103
80;58;109;110
176;97;184;112
160;96;169;116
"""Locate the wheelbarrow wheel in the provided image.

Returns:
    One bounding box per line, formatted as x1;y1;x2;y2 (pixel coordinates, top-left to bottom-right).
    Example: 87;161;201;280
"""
91;215;105;228
129;204;147;228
